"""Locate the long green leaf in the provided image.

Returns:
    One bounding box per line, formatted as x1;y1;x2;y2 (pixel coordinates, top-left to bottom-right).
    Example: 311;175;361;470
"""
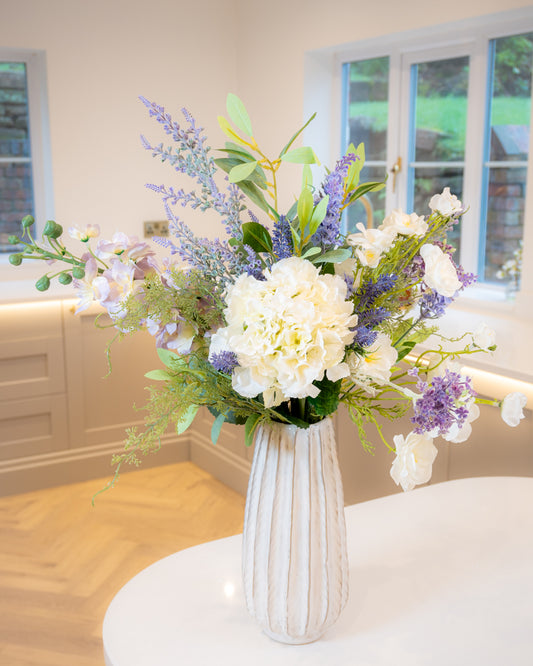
244;413;262;447
346;179;387;206
176;405;199;435
229;160;258;183
236;180;271;213
309;195;330;235
226;93;253;136
242;221;273;253
211;412;226;445
297;187;314;229
281;146;319;165
279;112;316;157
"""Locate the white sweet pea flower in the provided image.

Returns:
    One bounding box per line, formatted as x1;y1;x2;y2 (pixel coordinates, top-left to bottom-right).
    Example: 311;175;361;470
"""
390;431;438;492
380;209;428;237
347;222;397;252
420;243;462;298
349;332;398;385
210;257;357;408
500;392;527;427
429;187;463;216
68;224;100;242
472;323;496;351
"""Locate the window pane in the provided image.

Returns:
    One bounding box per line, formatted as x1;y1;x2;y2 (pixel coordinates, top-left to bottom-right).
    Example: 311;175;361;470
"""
345;165;387;233
0;63;31;157
485;166;527;283
0;162;34;252
489;33;532;162
413;166;463;254
0;62;33;252
481;33;532;286
414;57;469;162
347;57;389;161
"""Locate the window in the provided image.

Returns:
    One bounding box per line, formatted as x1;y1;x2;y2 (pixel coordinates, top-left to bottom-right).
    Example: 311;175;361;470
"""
340;16;533;294
0;49;52;256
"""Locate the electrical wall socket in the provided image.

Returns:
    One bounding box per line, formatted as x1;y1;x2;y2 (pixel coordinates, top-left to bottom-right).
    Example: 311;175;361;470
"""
143;221;169;238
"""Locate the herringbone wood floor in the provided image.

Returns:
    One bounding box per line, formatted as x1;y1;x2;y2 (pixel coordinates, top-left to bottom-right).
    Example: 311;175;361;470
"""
0;462;246;665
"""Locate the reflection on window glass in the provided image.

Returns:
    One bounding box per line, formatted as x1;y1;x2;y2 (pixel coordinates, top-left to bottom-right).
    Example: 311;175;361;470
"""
409;56;468;263
483;32;532;286
345;166;387;234
346;56;389;230
0;62;34;253
414;57;469;163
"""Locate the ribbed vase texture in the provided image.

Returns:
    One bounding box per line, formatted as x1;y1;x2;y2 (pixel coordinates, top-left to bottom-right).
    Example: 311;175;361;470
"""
242;417;349;644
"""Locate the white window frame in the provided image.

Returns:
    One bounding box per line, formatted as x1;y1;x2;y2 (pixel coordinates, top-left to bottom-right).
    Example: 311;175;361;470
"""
304;7;533;381
0;48;54;280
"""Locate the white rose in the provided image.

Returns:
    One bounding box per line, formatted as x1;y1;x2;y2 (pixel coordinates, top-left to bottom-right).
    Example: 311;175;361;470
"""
429;187;462;216
390;432;438;492
380;209;428;237
472;323;496;351
500;392;527;427
420;243;462;298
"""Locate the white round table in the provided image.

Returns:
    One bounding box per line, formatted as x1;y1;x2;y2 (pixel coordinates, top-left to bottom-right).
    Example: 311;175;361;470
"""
103;477;533;665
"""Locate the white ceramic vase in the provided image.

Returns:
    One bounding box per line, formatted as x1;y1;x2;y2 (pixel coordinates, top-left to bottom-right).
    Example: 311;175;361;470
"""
242;416;349;644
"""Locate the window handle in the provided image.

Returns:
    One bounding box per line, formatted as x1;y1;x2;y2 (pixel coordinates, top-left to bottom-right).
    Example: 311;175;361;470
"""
390;157;402;193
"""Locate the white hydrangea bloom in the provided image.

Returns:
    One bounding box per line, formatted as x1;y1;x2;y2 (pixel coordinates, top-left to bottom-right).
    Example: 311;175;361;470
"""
209;257;358;407
390;431;438;492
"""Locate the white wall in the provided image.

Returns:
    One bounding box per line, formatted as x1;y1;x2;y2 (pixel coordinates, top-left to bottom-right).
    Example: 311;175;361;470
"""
0;0;239;248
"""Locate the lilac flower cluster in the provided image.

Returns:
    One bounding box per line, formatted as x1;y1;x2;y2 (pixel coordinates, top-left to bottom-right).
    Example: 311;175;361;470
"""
154;205;256;291
411;369;476;437
140;98;244;242
419;290;452;319
352;274;397;347
272;215;294;259
311;154;358;250
210;351;238;374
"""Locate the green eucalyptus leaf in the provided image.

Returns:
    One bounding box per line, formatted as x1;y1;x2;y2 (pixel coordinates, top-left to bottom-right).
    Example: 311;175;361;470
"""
215;158;267;190
229;160;258;183
244;413;262;447
242;221;273;253
211;412;226;445
280;146;319;165
144;369;172;381
286;200;298;221
226;93;253;136
312;248;352;264
218;146;256;161
279;112;316;157
177;404;199;436
225;141;256;159
157;347;179;368
301;246;321;259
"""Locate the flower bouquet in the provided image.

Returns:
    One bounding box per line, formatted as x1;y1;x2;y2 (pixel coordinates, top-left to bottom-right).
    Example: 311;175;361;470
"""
8;93;527;643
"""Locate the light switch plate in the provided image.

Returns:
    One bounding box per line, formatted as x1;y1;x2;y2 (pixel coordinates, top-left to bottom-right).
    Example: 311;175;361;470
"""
143;221;169;238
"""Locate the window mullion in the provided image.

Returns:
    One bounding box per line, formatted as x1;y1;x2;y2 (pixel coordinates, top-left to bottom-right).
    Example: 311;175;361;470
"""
460;35;487;276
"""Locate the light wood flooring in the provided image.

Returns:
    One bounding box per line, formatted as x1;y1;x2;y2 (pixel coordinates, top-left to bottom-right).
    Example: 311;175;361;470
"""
0;462;246;666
